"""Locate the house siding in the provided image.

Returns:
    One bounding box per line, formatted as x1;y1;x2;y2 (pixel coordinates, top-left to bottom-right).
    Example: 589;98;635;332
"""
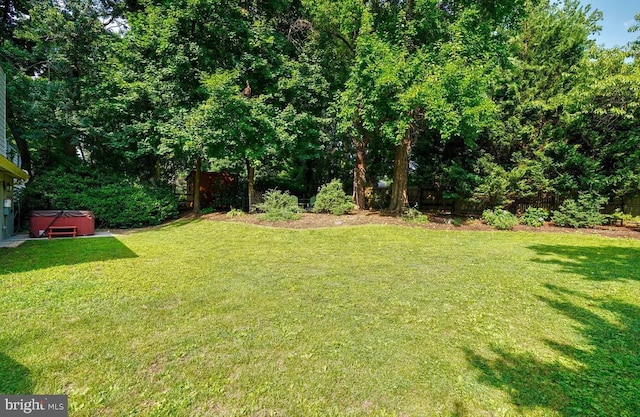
1;172;6;239
0;67;6;157
0;67;26;241
0;69;5;240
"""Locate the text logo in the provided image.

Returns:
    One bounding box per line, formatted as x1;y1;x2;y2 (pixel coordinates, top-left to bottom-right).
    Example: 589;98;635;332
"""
0;395;68;417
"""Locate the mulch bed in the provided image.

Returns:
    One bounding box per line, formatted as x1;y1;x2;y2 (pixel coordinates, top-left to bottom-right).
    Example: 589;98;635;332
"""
199;211;640;240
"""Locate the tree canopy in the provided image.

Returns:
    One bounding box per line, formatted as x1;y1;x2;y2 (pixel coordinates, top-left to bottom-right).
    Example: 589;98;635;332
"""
2;0;640;216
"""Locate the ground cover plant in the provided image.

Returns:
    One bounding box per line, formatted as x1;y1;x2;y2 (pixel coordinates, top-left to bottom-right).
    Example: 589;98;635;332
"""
1;220;639;416
520;207;549;227
482;208;519;230
401;206;430;224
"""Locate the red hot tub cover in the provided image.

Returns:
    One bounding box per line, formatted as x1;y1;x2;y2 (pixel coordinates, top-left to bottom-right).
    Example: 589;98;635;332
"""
30;210;95;237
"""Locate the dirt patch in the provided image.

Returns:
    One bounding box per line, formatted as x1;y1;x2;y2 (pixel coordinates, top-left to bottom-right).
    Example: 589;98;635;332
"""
200;211;640;240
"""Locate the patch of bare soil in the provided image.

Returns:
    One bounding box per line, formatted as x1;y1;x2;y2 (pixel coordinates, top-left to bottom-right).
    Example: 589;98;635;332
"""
200;211;640;240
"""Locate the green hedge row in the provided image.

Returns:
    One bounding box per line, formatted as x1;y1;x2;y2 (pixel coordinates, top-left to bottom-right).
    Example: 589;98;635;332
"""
19;168;178;228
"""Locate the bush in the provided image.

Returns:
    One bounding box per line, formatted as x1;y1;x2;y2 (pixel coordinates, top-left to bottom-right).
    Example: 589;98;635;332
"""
608;209;640;224
312;179;354;215
482;208;519;230
471;156;512;207
19;168;178;228
402;206;429;223
200;207;214;215
551;193;608;228
519;207;549;227
255;189;301;221
226;208;245;218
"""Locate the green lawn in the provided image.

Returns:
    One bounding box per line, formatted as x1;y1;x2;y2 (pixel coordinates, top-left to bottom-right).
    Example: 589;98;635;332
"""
1;220;639;416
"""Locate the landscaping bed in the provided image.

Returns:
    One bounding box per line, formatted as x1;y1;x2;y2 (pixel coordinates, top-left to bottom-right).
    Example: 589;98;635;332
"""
202;211;640;240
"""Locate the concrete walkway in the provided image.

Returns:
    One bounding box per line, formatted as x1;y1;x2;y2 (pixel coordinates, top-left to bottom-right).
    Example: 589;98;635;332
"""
0;231;114;248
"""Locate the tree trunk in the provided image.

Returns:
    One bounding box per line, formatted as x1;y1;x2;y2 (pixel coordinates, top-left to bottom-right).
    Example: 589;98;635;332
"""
303;159;316;198
193;156;201;213
388;136;411;213
353;136;369;210
154;160;161;183
246;159;255;212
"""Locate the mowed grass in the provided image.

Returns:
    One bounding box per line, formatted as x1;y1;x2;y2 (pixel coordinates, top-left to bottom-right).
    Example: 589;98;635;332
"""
1;220;639;416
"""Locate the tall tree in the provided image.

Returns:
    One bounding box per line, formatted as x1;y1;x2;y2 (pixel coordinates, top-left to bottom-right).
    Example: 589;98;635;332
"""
331;0;523;212
478;0;602;205
1;0;134;176
185;71;282;211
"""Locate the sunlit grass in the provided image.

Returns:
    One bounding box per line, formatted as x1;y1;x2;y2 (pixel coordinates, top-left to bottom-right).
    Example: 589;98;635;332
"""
1;220;639;416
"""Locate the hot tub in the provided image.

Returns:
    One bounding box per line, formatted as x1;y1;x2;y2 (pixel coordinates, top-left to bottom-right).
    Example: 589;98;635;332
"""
30;210;95;237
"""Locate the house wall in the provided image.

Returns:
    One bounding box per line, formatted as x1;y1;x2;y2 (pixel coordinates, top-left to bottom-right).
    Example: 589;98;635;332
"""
0;173;4;240
0;67;6;157
0;68;20;241
0;69;6;240
0;171;11;240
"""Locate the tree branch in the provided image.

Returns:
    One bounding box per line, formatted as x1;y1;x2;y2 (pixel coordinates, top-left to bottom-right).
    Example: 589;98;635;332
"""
331;31;355;54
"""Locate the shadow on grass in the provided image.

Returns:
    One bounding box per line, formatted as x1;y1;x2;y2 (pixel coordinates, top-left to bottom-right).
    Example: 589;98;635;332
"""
0;351;32;394
117;217;202;235
0;237;137;275
528;244;640;281
465;285;640;416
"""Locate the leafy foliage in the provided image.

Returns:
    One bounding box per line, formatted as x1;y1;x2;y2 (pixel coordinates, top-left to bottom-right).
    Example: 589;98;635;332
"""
226;208;245;218
609;209;640;224
312;179;354;215
3;0;640;227
255;189;301;221
482;208;519;230
402;206;430;223
472;156;512;207
519;207;549;227
19;169;178;228
551;193;608;228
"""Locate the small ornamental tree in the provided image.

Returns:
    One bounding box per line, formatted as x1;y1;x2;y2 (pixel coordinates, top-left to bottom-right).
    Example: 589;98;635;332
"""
552;193;608;228
255;189;301;221
313;179;354;215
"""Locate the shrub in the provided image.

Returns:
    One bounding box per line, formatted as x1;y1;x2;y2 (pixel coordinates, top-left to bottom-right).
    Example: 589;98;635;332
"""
89;182;178;228
551;193;608;228
312;179;354;215
482;208;519;230
19;168;178;228
519;207;549;227
608;209;640;224
255;189;301;221
200;207;214;215
226;208;245;218
451;217;464;227
471;156;512;207
402;206;429;223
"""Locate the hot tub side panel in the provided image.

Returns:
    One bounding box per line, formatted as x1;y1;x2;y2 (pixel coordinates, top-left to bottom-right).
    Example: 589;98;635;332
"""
30;211;95;237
